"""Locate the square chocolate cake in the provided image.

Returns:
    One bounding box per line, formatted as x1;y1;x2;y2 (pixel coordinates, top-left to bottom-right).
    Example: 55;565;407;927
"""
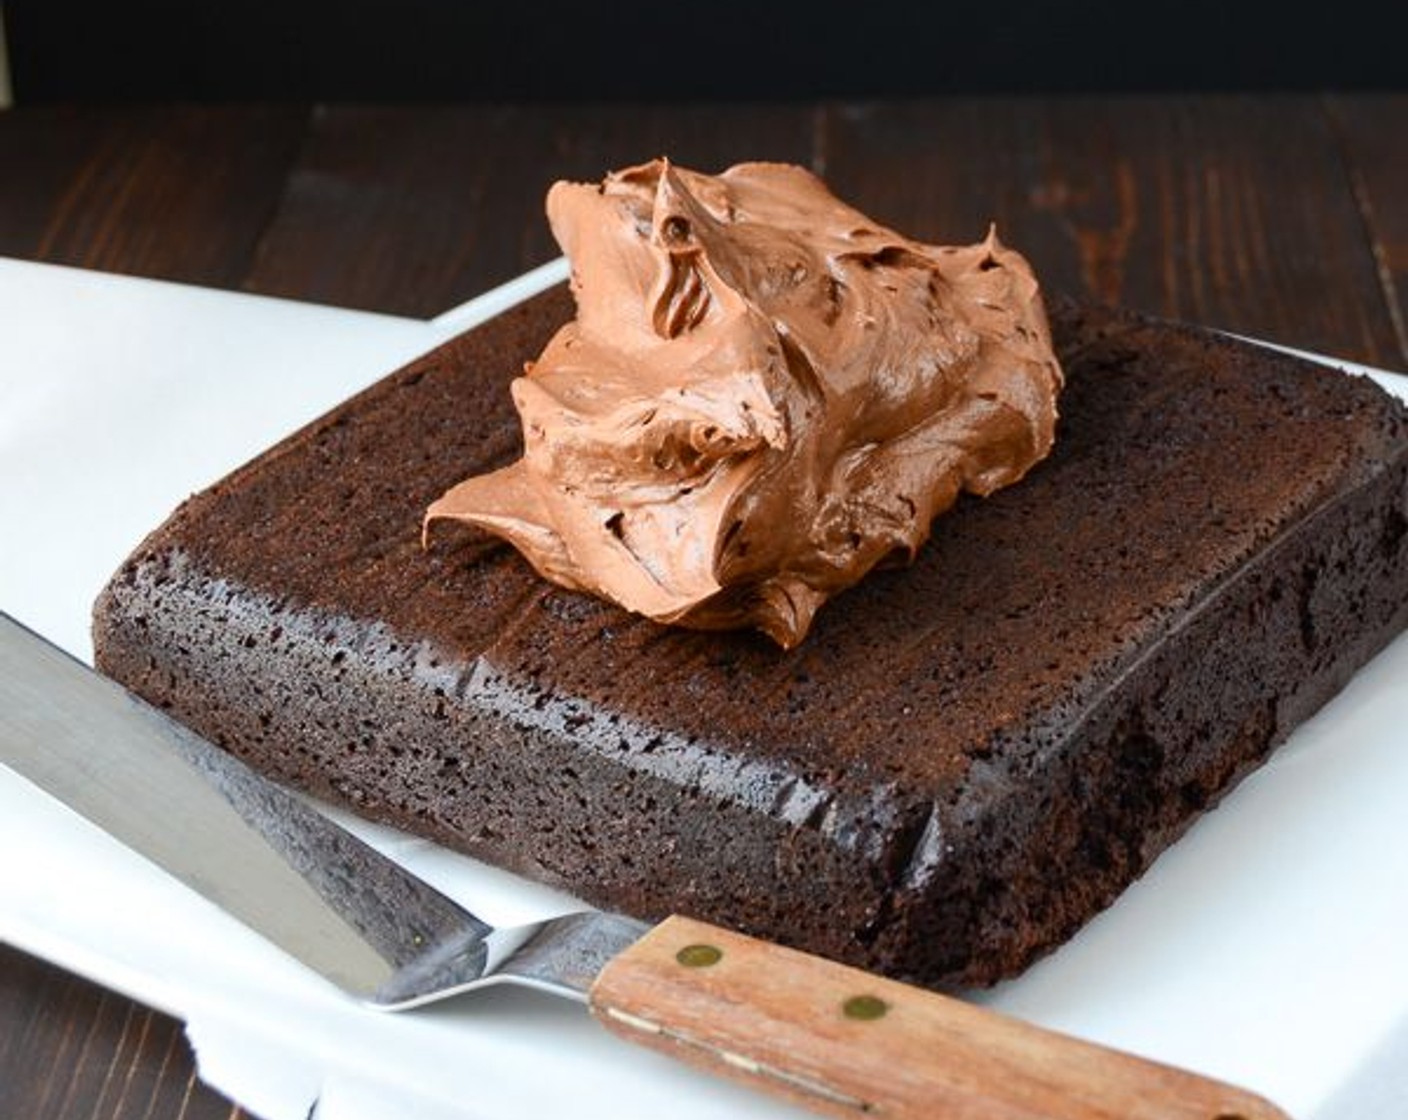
92;284;1408;988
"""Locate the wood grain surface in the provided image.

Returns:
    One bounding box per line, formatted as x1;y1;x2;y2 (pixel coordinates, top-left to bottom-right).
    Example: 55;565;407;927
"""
591;917;1288;1120
1;95;1404;1119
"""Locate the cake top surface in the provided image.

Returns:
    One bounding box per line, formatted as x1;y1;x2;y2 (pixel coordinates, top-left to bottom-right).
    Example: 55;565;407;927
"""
136;290;1407;822
425;160;1062;647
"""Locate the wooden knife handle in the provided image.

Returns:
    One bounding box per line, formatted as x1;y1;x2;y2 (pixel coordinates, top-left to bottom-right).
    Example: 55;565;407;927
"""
589;915;1290;1120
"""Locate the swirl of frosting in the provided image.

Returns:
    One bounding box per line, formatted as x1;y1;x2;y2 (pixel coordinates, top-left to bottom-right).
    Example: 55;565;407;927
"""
426;159;1063;647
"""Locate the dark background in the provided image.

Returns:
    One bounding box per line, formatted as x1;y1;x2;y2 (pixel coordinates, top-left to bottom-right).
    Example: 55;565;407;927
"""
7;0;1408;102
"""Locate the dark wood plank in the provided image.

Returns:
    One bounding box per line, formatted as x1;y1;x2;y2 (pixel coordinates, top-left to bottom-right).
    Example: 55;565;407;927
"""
822;96;1402;367
0;105;308;287
1326;93;1408;371
4;96;1406;1120
243;102;818;316
0;943;246;1119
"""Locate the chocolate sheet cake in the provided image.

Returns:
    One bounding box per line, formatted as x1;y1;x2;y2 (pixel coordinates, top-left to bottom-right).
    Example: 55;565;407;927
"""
92;284;1408;989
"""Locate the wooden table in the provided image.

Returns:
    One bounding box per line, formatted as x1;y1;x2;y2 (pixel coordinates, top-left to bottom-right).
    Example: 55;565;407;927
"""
2;95;1405;1119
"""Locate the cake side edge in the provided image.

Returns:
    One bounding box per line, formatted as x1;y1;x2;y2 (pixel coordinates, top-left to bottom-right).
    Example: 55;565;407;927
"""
887;434;1408;988
90;552;906;977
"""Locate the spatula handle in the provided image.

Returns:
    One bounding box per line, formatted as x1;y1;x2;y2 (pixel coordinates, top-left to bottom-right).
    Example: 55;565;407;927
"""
589;915;1289;1120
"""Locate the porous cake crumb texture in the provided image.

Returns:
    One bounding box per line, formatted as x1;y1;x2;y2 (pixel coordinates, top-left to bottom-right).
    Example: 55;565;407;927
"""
94;289;1408;988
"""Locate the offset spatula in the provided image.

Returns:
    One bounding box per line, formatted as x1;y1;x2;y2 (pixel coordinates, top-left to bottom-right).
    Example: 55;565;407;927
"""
0;611;1286;1120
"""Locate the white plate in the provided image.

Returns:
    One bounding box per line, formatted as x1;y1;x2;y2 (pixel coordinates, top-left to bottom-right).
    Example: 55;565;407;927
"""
2;257;1406;1120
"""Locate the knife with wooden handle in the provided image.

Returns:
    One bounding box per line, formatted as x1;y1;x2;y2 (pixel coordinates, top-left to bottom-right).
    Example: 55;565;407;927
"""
0;611;1288;1119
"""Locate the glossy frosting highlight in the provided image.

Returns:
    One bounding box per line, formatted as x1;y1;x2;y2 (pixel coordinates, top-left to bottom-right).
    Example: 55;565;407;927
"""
426;159;1063;646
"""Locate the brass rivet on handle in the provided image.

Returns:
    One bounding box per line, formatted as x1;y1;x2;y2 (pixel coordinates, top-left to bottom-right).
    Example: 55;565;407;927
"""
842;994;888;1021
676;943;723;968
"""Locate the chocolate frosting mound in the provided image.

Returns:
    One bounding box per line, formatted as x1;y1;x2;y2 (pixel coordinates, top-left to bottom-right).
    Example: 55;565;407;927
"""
426;159;1063;647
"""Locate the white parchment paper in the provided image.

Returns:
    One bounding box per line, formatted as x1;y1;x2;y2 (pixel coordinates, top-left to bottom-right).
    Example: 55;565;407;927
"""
1;257;1406;1119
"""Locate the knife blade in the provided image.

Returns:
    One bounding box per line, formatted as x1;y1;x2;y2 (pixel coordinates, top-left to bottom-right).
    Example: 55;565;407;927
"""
0;611;1287;1119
